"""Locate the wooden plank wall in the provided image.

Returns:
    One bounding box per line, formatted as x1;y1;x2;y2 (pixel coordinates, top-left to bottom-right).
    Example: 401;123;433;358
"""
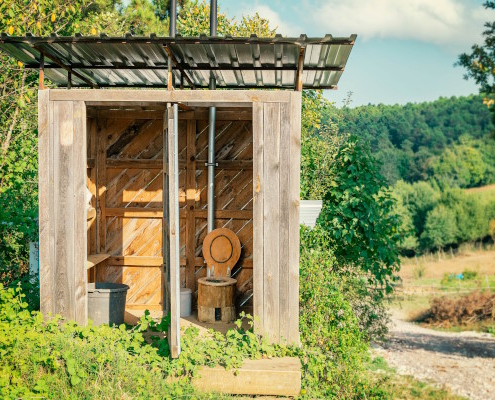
38;93;87;323
253;92;301;345
86;107;254;313
89;113;167;312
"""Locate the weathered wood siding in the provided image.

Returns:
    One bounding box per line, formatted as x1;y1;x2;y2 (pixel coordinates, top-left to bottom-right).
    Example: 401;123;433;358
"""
253;92;301;345
39;90;301;345
38;92;87;323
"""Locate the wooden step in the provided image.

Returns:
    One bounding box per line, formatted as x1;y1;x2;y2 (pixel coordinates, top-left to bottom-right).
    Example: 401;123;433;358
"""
87;254;110;270
192;356;301;396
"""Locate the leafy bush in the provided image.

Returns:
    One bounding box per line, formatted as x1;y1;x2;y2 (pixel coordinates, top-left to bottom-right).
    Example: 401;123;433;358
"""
0;283;294;399
299;251;368;398
301;226;390;341
463;269;478;280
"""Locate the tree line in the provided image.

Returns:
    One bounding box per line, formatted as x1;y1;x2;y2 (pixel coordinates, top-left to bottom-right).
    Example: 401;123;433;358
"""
323;95;495;187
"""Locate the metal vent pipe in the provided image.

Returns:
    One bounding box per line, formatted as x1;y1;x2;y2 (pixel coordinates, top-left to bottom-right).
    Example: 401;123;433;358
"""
169;0;177;36
207;0;217;233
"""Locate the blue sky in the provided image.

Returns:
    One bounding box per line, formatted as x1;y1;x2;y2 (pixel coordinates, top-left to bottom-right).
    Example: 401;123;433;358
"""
219;0;491;106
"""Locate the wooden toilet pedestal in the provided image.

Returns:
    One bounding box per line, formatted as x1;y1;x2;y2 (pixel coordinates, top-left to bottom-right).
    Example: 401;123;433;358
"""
198;228;241;323
197;276;237;323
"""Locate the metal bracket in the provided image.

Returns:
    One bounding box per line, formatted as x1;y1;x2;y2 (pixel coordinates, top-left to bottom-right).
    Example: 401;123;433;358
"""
205;162;218;167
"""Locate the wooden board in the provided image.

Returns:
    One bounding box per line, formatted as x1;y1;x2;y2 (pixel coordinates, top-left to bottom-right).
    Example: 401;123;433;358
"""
192;357;301;396
38;90;53;316
252;101;264;335
251;96;301;345
167;105;181;358
263;102;281;342
288;92;302;344
87;254;110;269
49;89;293;104
39;98;87;323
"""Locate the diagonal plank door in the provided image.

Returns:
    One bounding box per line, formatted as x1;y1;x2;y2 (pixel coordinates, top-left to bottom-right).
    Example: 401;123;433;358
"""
164;105;181;358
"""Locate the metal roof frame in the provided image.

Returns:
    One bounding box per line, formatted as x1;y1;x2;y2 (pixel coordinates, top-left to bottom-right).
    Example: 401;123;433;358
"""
0;33;357;90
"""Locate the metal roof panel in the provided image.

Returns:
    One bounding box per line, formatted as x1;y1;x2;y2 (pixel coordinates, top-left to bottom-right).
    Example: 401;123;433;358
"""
0;34;356;89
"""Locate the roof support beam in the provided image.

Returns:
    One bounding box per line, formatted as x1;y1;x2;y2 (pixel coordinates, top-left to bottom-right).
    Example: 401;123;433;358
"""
35;46;99;89
39;52;45;89
24;63;344;72
164;46;196;89
295;46;306;91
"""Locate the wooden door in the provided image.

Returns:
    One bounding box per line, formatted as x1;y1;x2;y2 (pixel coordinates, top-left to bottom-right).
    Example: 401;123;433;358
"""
164;105;181;358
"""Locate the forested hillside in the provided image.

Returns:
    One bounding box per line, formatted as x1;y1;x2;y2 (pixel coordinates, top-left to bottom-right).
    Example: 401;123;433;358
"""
318;95;495;254
323;95;495;187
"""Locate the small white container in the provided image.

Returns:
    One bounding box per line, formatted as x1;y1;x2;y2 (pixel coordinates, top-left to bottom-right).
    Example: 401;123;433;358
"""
180;288;192;317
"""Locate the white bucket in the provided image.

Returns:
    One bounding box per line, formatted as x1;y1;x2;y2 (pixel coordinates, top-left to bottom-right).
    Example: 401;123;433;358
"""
180;288;192;317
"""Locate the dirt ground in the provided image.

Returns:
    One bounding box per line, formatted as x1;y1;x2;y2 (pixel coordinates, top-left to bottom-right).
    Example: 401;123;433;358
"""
375;310;495;400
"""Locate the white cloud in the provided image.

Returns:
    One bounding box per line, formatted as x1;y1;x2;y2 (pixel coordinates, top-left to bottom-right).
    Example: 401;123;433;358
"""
238;4;303;36
312;0;492;47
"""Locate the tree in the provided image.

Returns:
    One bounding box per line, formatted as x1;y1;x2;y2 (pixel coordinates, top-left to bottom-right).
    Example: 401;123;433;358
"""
420;205;457;250
318;134;401;291
458;2;495;121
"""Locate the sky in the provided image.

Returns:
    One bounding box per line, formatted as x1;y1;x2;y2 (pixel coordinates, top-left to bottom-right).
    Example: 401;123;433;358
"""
219;0;491;107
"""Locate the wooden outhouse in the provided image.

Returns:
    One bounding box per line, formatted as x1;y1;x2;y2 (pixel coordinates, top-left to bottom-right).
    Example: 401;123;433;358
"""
0;34;355;357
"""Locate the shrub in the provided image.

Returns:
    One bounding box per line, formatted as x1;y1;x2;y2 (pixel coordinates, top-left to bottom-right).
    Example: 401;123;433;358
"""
462;268;478;280
416;291;495;327
298;248;373;398
0;283;293;399
301;225;390;341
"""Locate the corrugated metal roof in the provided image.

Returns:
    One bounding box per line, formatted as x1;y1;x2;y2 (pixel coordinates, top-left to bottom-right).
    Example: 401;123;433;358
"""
0;34;356;89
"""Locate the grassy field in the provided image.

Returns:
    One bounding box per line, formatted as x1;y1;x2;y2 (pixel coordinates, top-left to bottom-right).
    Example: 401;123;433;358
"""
394;247;495;329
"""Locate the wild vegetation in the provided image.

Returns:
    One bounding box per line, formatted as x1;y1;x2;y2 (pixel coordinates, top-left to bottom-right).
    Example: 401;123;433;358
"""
1;0;494;398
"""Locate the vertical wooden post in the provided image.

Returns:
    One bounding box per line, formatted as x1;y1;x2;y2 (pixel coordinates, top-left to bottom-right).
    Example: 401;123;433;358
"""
279;101;291;341
38;90;53;316
96;118;107;276
163;110;170;315
288;92;301;344
53;101;75;318
295;47;305;91
186;119;197;294
39;53;45;89
38;100;88;323
87;118;97;283
73;101;88;325
168;105;181;358
263;102;281;342
252;101;264;336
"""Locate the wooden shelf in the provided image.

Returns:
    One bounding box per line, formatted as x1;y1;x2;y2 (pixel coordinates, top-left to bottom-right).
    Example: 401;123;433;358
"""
87;253;110;270
87;207;96;221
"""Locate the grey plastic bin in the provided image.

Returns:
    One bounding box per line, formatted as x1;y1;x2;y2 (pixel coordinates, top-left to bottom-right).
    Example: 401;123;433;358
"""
87;282;129;326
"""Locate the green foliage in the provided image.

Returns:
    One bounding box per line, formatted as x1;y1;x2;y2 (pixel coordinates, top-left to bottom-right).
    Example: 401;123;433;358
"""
420;205;458;250
318;135;401;290
322;95;494;186
0;283;294;398
458;2;495;121
432;136;487;188
393;181;495;253
300;226;390;341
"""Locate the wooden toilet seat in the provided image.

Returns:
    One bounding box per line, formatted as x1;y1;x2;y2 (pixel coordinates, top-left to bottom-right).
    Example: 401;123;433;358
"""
202;228;241;276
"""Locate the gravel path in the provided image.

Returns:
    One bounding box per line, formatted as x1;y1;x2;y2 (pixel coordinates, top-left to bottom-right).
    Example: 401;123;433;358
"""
374;313;495;399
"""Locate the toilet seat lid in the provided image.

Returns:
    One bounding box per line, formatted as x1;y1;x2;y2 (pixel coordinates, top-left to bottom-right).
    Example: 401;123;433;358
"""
202;228;241;275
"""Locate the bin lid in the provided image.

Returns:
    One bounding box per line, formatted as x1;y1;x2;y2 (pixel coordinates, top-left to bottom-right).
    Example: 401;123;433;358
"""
180;288;192;294
88;282;129;293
